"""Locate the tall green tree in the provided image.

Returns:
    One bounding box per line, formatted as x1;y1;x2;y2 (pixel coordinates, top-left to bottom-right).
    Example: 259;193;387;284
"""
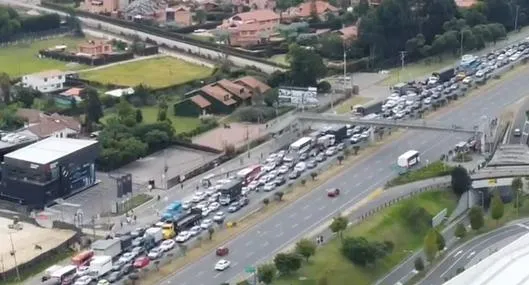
329;216;348;241
512;177;524;211
424;228;439;262
490;192;504;224
435;230;445;251
0;72;11;104
274;253;302;275
454;223;467;238
295;239;317;262
451;166;471;197
287;44;326;87
84;87;103;126
469;206;484;230
257;264;276;284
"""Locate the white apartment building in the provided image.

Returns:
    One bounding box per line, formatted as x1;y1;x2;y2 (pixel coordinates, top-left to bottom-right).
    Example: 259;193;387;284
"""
21;70;66;93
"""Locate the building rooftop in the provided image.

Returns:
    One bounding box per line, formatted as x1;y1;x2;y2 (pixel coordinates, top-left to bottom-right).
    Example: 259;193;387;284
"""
443;232;529;285
201;85;237;106
26;69;65;78
216;79;252;100
190;95;211;108
234;76;271;94
488;144;529;166
4;137;97;165
231;9;279;22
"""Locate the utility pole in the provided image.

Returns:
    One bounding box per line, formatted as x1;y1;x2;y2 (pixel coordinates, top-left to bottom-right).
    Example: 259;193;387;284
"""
515;5;520;31
8;232;20;281
398;51;406;82
343;26;347;95
163;148;168;189
460;30;464;58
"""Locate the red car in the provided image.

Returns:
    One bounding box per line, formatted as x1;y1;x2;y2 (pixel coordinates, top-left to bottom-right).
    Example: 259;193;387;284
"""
216;247;229;256
133;256;150;268
327;188;340;197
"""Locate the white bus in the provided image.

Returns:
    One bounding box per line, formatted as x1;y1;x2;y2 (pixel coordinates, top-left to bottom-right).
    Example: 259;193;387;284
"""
397;150;420;168
50;265;77;285
290;137;312;152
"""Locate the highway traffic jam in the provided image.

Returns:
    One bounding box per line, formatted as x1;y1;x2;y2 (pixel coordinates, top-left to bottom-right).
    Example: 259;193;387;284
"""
41;38;529;285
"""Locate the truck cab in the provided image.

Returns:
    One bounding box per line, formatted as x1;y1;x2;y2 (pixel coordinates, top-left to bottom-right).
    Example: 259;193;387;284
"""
161;222;176;239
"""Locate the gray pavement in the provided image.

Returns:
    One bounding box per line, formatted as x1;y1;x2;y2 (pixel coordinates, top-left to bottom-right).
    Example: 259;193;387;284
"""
508;96;529;144
156;55;529;285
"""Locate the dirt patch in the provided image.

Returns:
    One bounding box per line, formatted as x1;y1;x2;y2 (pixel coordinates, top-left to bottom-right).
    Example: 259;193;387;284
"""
192;122;266;151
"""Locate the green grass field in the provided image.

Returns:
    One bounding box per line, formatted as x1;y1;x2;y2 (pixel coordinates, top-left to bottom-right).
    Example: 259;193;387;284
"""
274;191;457;285
80;56;212;89
335;96;370;114
103;105;203;135
386;161;455;188
378;55;458;87
0;36;88;77
270;54;289;66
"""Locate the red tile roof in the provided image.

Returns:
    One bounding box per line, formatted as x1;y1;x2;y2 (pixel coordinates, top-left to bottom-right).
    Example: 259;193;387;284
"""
454;0;477;7
337;25;358;40
201;85;238;106
291;1;338;18
234;76;271;94
50;113;81;132
60;87;84;97
17;108;44;124
216;79;252;100
231;9;279;22
190;95;211;108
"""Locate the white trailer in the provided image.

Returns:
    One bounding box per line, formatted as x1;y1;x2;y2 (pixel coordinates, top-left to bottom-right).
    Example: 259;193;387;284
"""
144;227;163;244
91;239;122;258
89;255;112;278
397;150;420;168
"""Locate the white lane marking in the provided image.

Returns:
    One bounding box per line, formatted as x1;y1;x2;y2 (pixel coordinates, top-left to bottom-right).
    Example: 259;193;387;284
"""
275;223;281;228
292;223;299;228
276;232;284;238
232;262;239;267
378;167;384;173
304;214;313;221
246;251;255;258
302;204;310;210
516;223;529;230
318;205;326;211
213;272;221;279
367;174;373;180
355;182;362;187
288;212;297;219
245;240;253;247
196;271;204;277
467;251;475;259
454;250;463;258
375;160;381;164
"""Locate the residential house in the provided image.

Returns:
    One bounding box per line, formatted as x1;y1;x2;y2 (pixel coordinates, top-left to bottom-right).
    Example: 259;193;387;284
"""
82;0;119;13
123;0;167;21
335;25;358;43
16;109;82;139
282;1;339;22
218;9;280;47
454;0;477;8
55;87;84;108
21;70;66;93
202;1;219;11
164;5;193;26
78;40;113;56
232;0;276;12
215;79;253;105
174;95;212;117
199;84;239;113
233;76;271;95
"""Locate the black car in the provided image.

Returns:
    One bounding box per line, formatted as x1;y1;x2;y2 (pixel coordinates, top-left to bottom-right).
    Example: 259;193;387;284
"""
299;152;308;161
274;175;286;186
307;160;317;169
132;237;144;247
107;270;123;283
120;263;134;275
228;202;241;213
288;170;300;180
239;196;249;207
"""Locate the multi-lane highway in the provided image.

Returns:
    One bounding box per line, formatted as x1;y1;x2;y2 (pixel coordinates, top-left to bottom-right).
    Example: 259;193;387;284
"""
154;68;529;284
419;222;529;285
508;96;529;144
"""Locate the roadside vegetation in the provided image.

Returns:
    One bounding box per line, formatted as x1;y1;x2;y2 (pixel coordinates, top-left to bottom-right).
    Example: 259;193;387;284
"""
386;161;454;187
80;56;212;89
268;190;457;285
5;248;74;285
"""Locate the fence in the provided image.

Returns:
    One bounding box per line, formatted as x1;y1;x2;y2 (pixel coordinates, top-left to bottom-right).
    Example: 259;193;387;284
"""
0;27;72;46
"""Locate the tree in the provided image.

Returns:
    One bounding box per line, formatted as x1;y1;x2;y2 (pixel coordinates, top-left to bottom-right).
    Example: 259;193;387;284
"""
208;227;214;240
414;257;425;271
490;191;504;224
310;171;318;180
353;145;360;155
512;177;523;213
451;166;471;196
435;230;445;251
257;264;276;284
84;87;103;125
424;228;439;262
329;216;348;241
469;206;484;230
14;86;37;108
274;191;284;201
194;9;207;24
454;223;467;238
0;72;11;104
134;84;150;106
341;237;392;266
157;108;167;121
295;238;317;262
274;253;302;275
116;99;135;122
135;109;143;123
263;198;270;206
337;155;344;164
287;44;326;86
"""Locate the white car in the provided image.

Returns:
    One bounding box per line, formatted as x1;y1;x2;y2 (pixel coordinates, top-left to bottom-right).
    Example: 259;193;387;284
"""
202;207;212;217
263;163;276;172
175;231;192;243
208;202;221;212
215;259;231;271
423;97;432;105
325;147;336;156
263;182;276;192
195;200;209;210
182;200;192;210
76;266;90;277
96;280;109;285
462;77;472;85
208;192;220;203
278;165;289;174
192;191;207;203
258;175;269;185
200;219;214;229
247;180;259;191
205;187;217;196
159;239;175;251
148;247;164;259
294;162;306;172
213;211;225;222
74;276;93;285
189;226;202;236
119;252;135;263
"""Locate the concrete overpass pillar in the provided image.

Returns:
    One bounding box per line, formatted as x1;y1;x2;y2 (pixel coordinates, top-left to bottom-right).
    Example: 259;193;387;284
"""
369;126;376;143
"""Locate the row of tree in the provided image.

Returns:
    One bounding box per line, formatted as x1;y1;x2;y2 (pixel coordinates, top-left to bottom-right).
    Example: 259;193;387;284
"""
0;6;61;41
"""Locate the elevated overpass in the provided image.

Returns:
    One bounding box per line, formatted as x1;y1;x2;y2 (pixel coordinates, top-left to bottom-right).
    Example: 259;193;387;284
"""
296;113;479;134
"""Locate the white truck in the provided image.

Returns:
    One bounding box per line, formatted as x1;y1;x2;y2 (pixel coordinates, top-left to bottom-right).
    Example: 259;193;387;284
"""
397;150;420;168
91;239;122;259
89;255;112;278
144;227;163;244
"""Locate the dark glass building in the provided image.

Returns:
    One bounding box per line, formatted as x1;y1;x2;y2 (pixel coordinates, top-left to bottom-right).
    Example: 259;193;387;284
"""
0;137;99;209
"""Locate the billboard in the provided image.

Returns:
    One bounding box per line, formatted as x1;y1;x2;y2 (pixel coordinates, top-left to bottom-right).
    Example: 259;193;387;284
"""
278;86;318;106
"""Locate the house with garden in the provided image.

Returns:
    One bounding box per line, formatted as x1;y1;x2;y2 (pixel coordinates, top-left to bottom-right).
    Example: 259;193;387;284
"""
217;9;280;47
281;1;339;22
21;70;67;93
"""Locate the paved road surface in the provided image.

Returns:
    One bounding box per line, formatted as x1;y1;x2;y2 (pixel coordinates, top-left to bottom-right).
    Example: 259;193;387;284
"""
155;64;529;285
420;223;529;285
508;96;529;144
